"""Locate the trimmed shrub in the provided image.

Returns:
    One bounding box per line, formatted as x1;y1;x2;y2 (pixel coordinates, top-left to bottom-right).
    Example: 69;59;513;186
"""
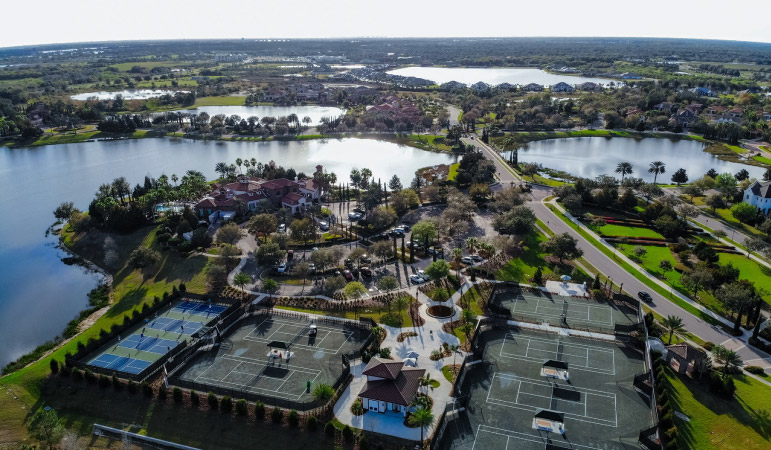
112;374;122;390
207;392;219;410
665;426;678;441
84;369;97;384
306;415;318;432
271;407;283;424
358;433;369;450
173;387;183;403
324;422;336;438
127;380;137;394
287;410;299;427
141;382;154;398
60;364;71;377
342;425;354;442
190;390;200;406
49;359;59;375
220;396;233;414
157;386;167;401
255;401;265;420
702;341;715;351
745;366;767;376
235;399;248;416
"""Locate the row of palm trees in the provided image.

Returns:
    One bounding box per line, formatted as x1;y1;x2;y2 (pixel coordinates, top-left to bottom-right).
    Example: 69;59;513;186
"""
615;161;667;184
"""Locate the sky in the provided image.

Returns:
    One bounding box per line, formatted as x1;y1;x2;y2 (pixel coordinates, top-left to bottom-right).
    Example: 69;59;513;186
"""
2;0;770;48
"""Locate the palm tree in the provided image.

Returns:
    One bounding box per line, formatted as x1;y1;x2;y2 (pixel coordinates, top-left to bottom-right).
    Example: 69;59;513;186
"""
712;345;742;378
171;174;178;186
395;296;409;325
235;158;243;174
449;344;461;368
233;272;251;292
419;372;435;395
661;315;684;344
465;237;479;255
451;248;463;278
408;406;434;444
648;161;666;185
311;383;335;402
215;162;229;180
615;162;633;183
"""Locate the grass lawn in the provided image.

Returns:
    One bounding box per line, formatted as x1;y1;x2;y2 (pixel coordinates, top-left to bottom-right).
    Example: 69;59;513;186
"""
496;231;591;284
448;162;460;181
0;225;212;443
192;95;246;107
666;370;771;450
617;244;679;283
276;304;414;328
718;253;771;304
753;155;771;165
27;129;155;147
599;224;665;239
710;208;765;238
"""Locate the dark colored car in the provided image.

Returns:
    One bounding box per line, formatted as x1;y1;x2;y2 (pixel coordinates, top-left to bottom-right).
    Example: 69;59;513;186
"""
359;266;372;277
637;291;653;303
343;270;354;281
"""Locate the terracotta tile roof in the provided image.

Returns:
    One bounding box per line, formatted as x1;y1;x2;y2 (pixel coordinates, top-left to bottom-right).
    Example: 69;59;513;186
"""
358;366;425;406
281;192;304;205
260;178;297;190
362;357;404;379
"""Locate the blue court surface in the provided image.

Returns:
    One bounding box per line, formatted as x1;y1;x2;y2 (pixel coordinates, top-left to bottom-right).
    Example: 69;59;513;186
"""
147;317;207;334
118;335;179;355
173;302;227;315
89;353;153;375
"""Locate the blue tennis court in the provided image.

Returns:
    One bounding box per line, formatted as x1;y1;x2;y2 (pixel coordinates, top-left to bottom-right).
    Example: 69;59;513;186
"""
118;335;178;354
173;301;227;316
89;353;153;375
148;317;207;334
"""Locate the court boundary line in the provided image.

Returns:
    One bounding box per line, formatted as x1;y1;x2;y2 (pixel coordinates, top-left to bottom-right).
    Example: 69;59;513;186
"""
499;334;616;375
487;372;618;427
243;317;355;354
472;424;605;450
506;296;615;327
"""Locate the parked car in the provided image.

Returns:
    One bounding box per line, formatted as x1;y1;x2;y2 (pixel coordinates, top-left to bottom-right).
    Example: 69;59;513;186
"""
410;274;425;284
353;207;365;214
343;270;354;281
461;256;474;265
638;291;653;303
319;221;329;231
389;228;405;236
308;263;316;273
287;250;294;260
360;254;372;264
418;270;430;281
277;262;288;273
360;266;372;277
471;255;483;262
348;212;362;221
278;224;286;232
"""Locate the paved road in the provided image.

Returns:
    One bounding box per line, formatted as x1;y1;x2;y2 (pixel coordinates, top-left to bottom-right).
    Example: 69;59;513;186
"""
446;105;461;127
462;137;771;367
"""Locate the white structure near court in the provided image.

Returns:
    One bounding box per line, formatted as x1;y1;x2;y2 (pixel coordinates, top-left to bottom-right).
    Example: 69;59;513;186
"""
358;357;424;416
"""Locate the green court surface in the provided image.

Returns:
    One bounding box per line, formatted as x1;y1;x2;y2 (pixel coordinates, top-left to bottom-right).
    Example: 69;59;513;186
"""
491;289;638;334
173;312;371;408
438;327;653;450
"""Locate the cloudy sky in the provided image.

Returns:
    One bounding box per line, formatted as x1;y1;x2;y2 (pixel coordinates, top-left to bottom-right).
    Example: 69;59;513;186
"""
2;0;770;47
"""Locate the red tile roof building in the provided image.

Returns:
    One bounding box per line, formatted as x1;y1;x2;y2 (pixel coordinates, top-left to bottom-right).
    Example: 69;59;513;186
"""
358;357;425;416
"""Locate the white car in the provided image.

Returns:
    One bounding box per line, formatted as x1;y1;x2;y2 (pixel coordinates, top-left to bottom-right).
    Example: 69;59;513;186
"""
471;255;484;262
461;256;474;265
348;212;362;221
410;274;425;284
418;270;430;281
277;224;286;232
277;262;288;273
318;221;329;231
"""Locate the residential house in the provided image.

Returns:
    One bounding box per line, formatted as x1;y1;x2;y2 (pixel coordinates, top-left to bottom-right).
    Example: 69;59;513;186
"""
666;344;707;377
439;81;467;91
261;89;286;102
551;82;575;93
690;87;716;97
470;81;491;94
654;102;675;113
357;357;425;416
743;180;771;215
495;82;516;92
675;107;698;127
521;83;544;92
577;82;602;92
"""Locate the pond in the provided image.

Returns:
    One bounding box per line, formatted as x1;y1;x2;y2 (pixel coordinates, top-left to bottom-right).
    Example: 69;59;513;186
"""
70;89;189;101
504;137;765;183
188;105;346;125
0;137;455;368
386;67;613;87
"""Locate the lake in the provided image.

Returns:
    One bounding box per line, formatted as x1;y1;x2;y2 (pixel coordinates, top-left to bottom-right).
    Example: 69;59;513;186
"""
505;137;765;183
386;67;613;87
0;137;454;368
70;89;188;101
189;105;346;125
